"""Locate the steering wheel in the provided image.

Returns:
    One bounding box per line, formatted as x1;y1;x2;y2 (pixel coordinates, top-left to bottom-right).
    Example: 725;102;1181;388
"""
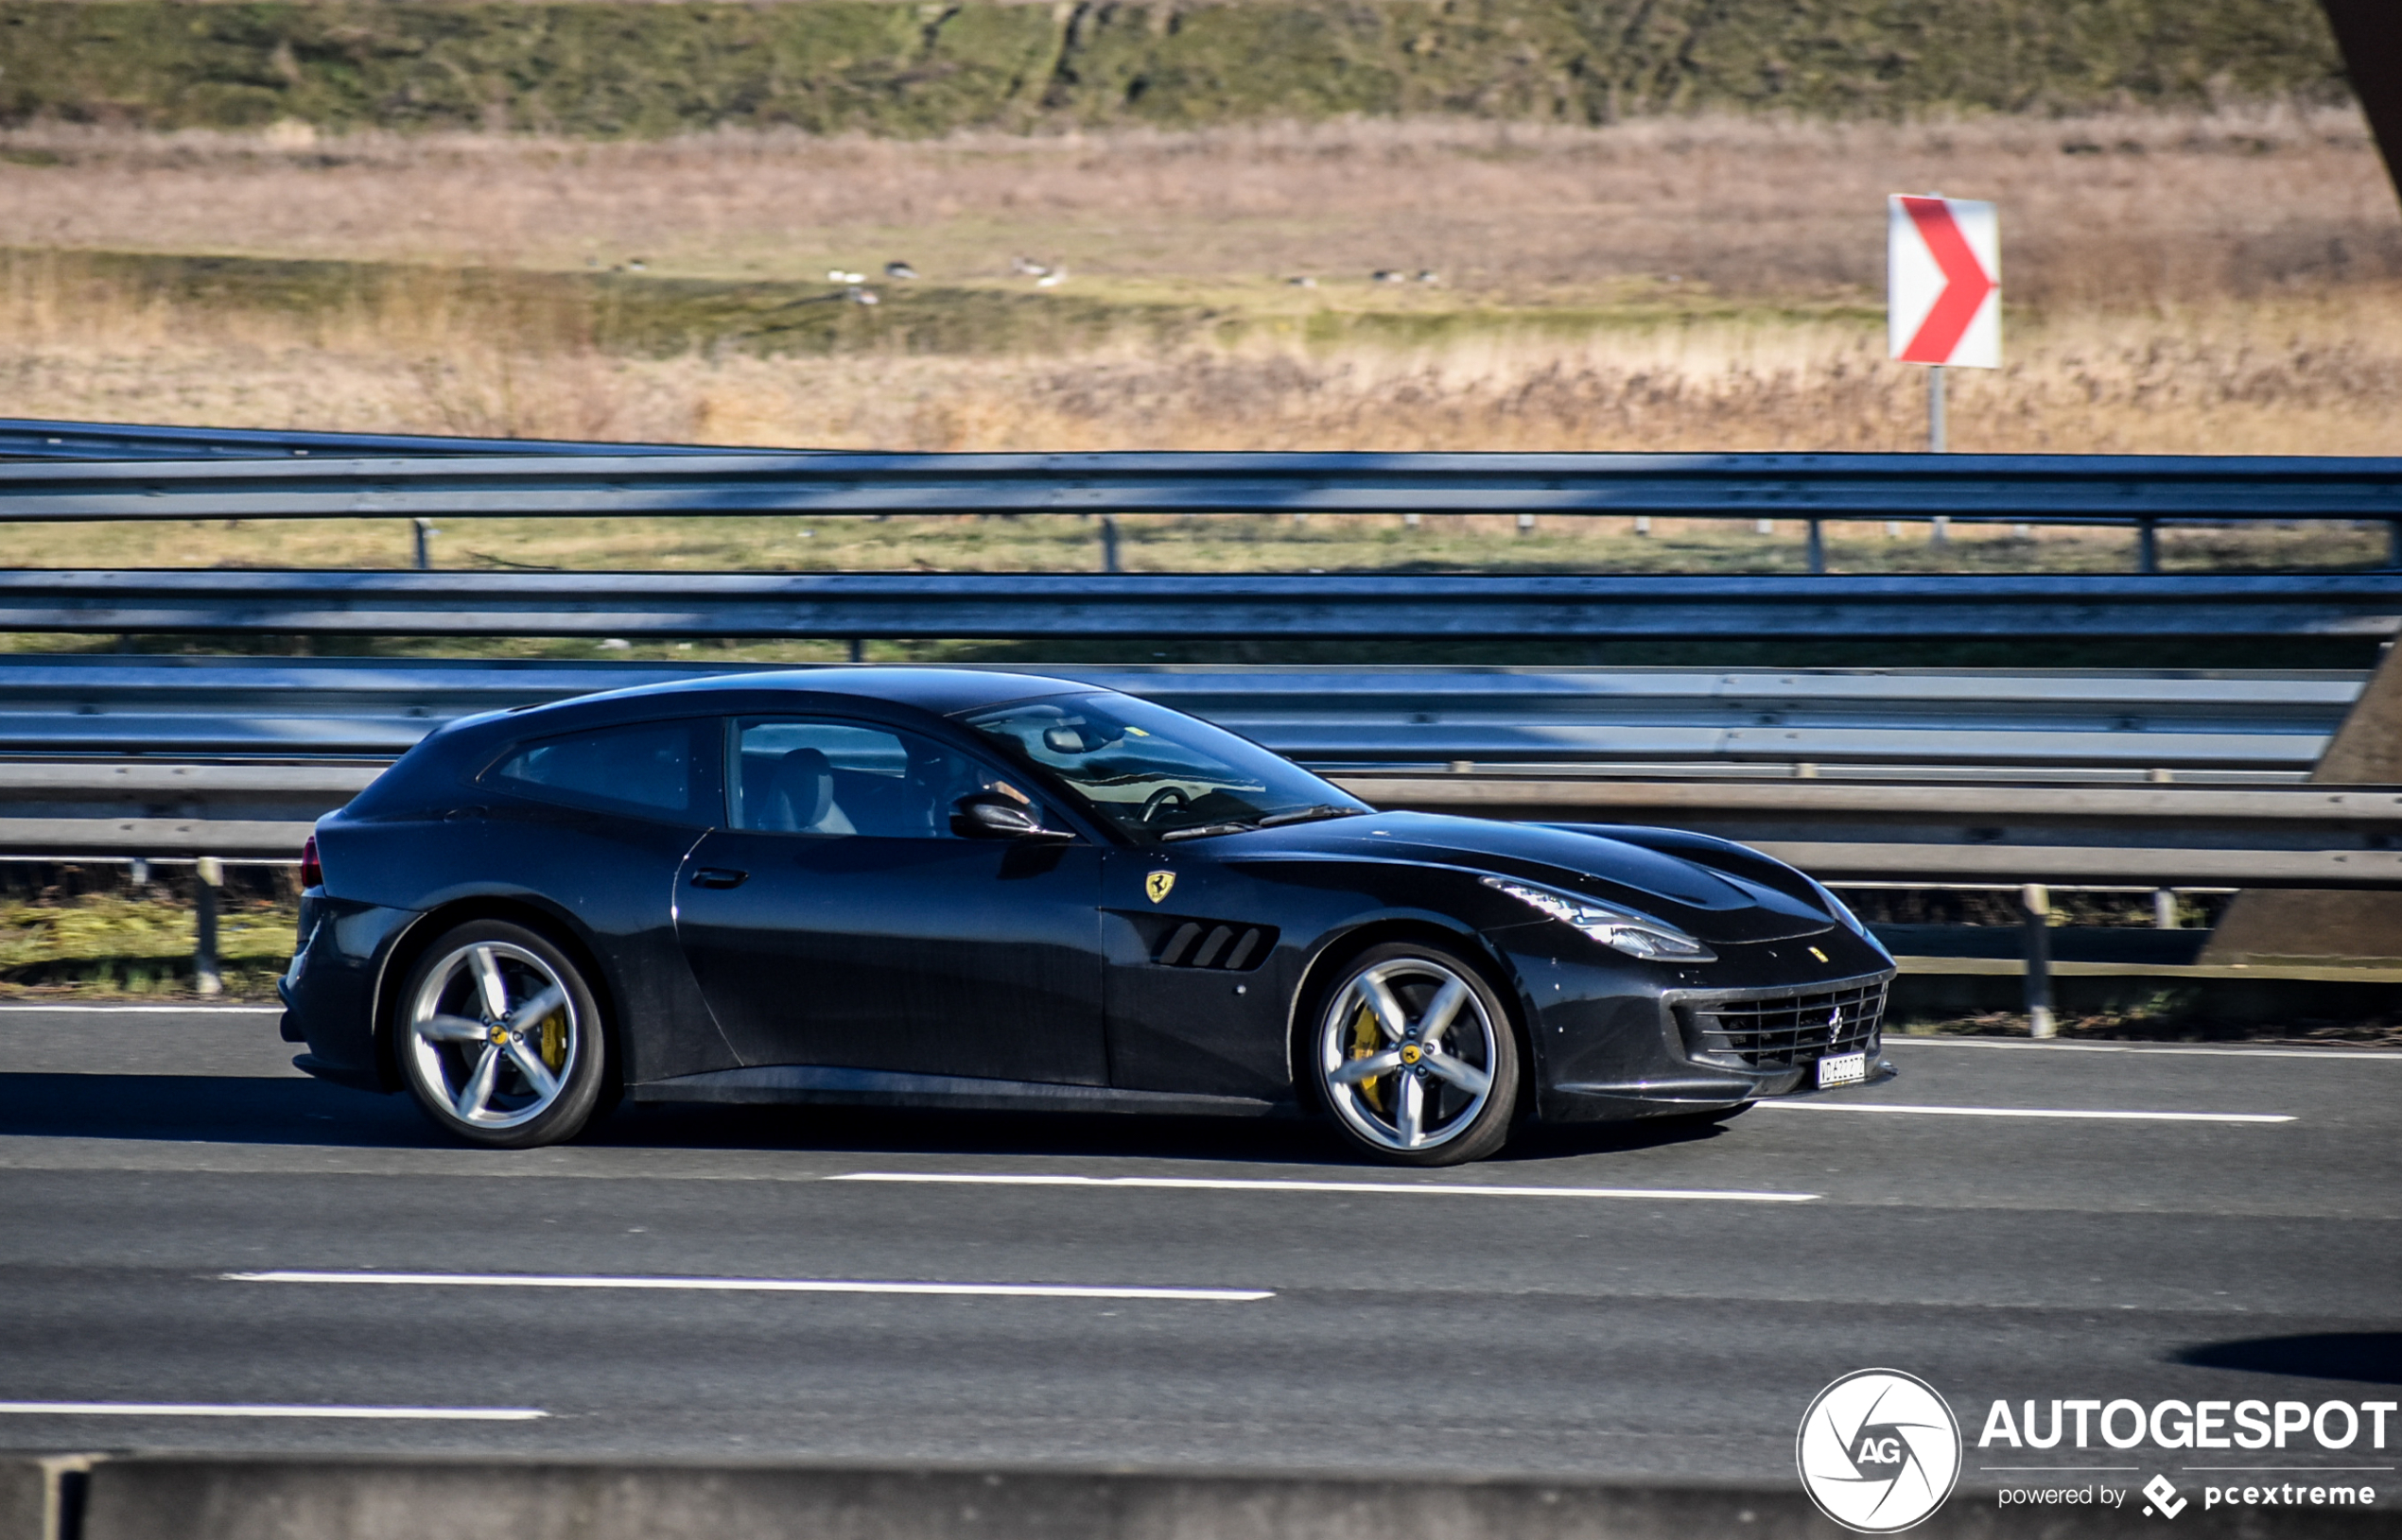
1138;786;1192;824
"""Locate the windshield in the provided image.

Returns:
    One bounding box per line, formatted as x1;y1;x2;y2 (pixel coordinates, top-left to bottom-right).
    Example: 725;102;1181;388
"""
961;693;1368;844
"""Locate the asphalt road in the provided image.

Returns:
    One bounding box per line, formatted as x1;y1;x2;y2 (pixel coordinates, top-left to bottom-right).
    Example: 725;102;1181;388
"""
0;1006;2394;1487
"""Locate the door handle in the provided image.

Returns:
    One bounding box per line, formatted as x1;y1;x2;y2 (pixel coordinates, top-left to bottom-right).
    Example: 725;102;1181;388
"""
690;867;749;890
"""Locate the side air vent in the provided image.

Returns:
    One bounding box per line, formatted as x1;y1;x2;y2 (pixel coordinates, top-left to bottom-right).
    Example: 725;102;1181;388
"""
1154;919;1276;972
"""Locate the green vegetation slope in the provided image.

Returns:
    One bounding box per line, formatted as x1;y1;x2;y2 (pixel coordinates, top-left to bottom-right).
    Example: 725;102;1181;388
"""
2;0;2348;136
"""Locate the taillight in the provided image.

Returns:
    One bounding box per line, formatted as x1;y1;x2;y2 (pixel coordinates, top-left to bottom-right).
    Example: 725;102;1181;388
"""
300;834;322;891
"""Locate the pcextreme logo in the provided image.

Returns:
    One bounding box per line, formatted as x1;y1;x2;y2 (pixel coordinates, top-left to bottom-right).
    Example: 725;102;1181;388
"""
1798;1369;1964;1532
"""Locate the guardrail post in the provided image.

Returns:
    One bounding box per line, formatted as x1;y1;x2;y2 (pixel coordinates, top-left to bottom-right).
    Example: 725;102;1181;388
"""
193;857;222;996
1930;516;1949;547
1927;365;1947;453
1805;519;1826;575
846;639;863;664
1517;513;1536;537
1100;515;1122;574
2137;518;2160;575
2020;882;2054;1038
2153;888;2179;929
2390;520;2402;569
410;518;436;571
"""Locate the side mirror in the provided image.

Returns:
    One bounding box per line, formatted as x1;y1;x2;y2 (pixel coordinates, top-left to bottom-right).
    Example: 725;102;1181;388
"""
950;792;1070;841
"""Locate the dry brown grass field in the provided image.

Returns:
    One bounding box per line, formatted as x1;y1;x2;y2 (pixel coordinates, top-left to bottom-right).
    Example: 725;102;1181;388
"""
1;109;2397;579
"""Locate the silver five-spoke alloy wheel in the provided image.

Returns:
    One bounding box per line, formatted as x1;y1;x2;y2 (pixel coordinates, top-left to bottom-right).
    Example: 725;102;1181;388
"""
1316;951;1507;1159
406;940;580;1132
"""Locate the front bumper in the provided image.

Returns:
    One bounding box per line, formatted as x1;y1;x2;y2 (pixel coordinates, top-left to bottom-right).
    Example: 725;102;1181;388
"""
1508;930;1900;1122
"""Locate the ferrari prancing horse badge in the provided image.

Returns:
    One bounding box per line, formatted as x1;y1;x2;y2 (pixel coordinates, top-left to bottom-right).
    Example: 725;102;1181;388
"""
1145;871;1175;904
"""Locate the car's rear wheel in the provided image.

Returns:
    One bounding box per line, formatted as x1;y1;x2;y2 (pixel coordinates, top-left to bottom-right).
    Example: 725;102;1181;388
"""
1311;942;1520;1166
397;921;607;1149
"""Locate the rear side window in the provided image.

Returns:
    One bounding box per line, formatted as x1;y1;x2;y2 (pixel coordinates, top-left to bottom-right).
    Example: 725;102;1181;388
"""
487;719;708;823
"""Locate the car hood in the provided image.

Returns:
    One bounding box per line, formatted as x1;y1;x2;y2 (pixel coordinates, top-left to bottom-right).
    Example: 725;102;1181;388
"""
1217;810;1839;944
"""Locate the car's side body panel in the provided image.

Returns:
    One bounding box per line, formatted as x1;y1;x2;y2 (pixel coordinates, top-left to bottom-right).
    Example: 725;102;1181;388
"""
675;829;1107;1083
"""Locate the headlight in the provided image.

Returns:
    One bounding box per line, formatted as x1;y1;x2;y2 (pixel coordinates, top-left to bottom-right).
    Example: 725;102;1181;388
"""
1481;875;1716;961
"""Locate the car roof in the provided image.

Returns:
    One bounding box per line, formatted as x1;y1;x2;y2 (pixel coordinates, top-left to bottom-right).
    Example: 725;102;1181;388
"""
562;666;1095;718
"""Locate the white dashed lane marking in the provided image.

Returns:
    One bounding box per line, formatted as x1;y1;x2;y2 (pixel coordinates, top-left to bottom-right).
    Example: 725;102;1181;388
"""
828;1172;1821;1202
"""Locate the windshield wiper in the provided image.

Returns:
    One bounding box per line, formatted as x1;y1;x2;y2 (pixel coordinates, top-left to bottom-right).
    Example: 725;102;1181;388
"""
1256;804;1366;827
1158;820;1257;842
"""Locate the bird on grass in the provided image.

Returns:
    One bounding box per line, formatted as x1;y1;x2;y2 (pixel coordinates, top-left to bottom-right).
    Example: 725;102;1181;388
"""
884;261;919;280
1011;256;1052;277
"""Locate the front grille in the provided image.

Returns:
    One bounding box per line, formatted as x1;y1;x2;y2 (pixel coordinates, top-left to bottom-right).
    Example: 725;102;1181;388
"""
1676;976;1889;1069
1155;920;1275;972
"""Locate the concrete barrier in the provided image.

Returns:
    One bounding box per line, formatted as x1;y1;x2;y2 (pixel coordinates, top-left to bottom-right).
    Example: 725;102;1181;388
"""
0;1458;88;1540
0;1457;2386;1540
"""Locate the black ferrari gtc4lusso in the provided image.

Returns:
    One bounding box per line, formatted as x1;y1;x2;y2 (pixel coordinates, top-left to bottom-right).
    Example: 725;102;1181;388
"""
280;667;1896;1165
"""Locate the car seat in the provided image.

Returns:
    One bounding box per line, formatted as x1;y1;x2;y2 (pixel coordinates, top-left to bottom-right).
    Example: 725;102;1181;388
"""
763;747;855;834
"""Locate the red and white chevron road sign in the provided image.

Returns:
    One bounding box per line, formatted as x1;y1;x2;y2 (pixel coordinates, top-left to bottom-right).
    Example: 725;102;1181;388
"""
1888;195;1999;368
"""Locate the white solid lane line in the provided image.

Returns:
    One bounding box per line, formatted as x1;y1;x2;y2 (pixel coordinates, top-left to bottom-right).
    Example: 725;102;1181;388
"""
1886;1037;2401;1062
0;1004;283;1014
228;1271;1271;1302
828;1173;1820;1203
0;1402;544;1420
1758;1102;2292;1124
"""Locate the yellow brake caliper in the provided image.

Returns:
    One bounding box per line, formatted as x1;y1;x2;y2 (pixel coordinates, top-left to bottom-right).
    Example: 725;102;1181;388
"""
1347;1001;1386;1114
539;1009;566;1071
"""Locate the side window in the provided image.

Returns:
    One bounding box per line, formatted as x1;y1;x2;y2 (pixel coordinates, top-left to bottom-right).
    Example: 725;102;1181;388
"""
729;718;1034;839
487;718;707;824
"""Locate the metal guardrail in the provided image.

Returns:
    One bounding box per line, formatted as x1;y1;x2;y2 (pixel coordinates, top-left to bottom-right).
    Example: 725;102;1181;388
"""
7;448;2402;525
5;764;2396;887
0;658;2358;769
0;661;2383;889
2;569;2398;641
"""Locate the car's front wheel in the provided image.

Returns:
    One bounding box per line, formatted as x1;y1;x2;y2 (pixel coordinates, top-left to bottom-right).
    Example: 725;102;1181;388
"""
1312;942;1520;1166
397;920;608;1149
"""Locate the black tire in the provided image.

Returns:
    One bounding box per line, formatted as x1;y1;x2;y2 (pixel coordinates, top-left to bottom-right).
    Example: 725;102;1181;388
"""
394;920;610;1150
1307;940;1522;1167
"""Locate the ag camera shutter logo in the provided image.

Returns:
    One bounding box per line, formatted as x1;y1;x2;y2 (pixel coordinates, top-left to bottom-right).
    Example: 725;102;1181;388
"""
1798;1369;1963;1532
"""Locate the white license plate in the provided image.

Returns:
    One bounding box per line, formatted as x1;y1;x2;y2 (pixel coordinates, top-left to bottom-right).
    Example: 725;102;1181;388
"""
1816;1051;1867;1089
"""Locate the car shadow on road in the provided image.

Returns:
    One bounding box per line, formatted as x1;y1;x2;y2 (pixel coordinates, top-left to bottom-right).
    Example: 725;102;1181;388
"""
2175;1333;2402;1386
0;1069;1740;1169
597;1098;1738;1168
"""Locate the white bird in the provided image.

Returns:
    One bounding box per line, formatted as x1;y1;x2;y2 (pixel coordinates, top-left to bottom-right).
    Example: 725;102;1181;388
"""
1011;256;1052;277
1372;269;1405;283
844;286;880;305
884;261;919;280
1036;269;1065;287
1288;276;1317;287
1416;269;1439;284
